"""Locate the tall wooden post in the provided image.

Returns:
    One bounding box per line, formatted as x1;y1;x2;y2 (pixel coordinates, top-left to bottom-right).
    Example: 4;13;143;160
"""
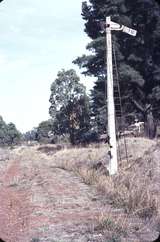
106;16;118;175
105;16;137;175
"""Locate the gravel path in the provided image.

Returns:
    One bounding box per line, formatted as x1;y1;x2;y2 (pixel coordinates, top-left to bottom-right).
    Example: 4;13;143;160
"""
0;147;106;242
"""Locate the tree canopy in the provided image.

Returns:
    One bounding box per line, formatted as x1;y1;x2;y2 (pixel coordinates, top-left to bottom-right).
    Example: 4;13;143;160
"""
0;116;21;146
49;69;90;144
74;0;160;136
36;120;54;143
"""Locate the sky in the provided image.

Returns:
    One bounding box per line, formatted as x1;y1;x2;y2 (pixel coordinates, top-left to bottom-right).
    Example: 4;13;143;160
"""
0;0;95;132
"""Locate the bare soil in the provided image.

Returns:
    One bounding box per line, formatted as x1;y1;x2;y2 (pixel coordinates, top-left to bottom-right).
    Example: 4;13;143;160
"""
0;139;159;242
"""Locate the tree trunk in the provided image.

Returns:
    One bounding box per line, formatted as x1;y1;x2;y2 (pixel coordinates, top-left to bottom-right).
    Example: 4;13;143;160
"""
144;111;156;139
69;127;75;145
132;100;156;139
69;116;75;145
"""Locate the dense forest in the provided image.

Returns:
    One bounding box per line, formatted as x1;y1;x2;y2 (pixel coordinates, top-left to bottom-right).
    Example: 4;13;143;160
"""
1;0;160;146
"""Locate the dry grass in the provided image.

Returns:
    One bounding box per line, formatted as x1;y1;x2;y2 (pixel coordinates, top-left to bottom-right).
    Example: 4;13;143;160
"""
96;212;129;237
9;138;160;241
33;138;160;240
50;137;159;220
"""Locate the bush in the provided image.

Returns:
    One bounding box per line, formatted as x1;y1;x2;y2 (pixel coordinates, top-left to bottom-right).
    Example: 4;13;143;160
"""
76;130;99;145
0;116;21;146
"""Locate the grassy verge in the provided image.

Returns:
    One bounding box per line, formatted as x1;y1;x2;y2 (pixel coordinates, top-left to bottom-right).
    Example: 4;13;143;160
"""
32;137;160;241
51;138;159;219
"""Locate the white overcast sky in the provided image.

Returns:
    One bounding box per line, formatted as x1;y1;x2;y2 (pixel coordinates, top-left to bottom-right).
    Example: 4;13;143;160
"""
0;0;94;132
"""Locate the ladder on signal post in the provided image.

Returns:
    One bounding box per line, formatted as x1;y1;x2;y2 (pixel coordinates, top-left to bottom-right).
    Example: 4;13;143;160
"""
112;58;128;164
106;16;137;175
113;74;122;119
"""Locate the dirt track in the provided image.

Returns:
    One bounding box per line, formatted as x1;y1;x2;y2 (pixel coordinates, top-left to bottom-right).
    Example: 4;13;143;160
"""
0;147;106;242
0;143;159;242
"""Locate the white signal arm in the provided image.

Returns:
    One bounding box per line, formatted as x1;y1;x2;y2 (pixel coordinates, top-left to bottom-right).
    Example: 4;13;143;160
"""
122;25;137;36
108;18;137;36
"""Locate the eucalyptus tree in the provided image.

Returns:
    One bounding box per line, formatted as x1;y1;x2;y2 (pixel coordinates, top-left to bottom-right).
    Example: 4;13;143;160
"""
49;69;90;144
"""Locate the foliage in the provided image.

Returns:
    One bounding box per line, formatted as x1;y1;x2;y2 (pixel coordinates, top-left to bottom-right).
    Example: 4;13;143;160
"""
36;119;54;143
0;116;21;146
90;78;107;134
6;122;21;145
156;0;160;5
49;69;91;145
24;128;38;142
74;0;160;136
23;120;55;144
